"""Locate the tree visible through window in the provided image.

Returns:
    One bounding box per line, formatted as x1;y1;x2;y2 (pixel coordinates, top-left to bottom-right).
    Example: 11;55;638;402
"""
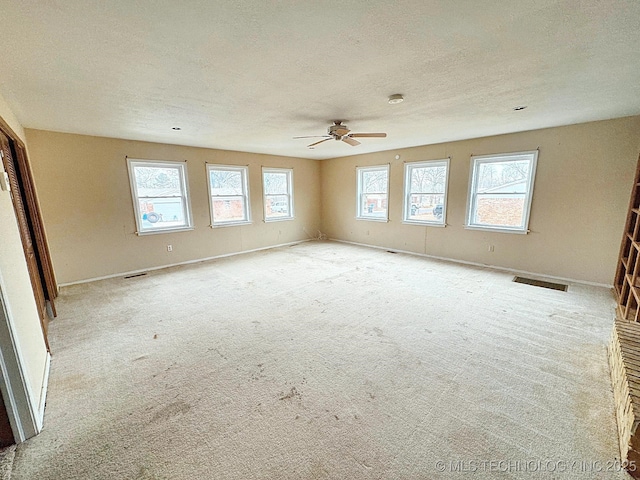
207;165;251;226
403;159;449;225
357;165;389;220
127;158;193;234
467;151;538;232
263;168;293;221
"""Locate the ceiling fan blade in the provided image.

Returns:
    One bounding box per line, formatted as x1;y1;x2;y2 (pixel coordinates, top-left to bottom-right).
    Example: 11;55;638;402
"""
342;136;360;146
349;133;387;138
308;138;333;148
293;135;331;139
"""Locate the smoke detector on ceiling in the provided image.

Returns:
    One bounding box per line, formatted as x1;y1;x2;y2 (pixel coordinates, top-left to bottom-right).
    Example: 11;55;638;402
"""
388;94;404;105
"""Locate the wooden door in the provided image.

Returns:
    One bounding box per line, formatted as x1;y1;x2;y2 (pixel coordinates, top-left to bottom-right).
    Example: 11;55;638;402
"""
0;132;50;350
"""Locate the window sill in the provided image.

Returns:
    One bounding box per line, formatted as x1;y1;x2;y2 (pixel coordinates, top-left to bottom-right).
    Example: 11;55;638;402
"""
136;226;195;236
464;225;529;234
264;216;294;223
402;220;446;227
356;216;389;223
211;221;252;228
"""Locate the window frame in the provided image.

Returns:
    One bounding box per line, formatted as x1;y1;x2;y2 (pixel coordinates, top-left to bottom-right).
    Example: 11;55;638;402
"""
402;159;450;226
262;167;294;222
206;164;252;227
127;158;193;235
465;150;538;234
356;164;390;222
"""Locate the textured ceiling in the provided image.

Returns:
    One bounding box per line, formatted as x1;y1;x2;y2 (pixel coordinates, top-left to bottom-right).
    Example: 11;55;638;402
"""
0;0;639;160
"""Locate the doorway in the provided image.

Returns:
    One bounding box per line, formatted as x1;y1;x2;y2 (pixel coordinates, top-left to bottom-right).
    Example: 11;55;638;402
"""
0;120;57;350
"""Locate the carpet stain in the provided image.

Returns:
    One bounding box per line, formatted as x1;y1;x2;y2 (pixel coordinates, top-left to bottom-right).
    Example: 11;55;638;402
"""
279;387;301;401
251;364;266;381
150;401;191;423
210;348;227;360
137;465;167;480
56;373;93;391
310;461;329;479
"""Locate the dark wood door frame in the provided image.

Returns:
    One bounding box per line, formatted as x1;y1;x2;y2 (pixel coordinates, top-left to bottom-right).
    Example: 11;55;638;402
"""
0;116;57;351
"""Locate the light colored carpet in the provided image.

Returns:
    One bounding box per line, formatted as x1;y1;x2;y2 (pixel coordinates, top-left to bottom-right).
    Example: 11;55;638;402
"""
11;241;628;479
0;445;15;480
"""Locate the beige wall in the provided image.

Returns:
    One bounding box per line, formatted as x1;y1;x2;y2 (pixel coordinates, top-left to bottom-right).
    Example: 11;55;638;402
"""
24;130;322;285
321;116;640;285
20;116;640;287
0;93;49;419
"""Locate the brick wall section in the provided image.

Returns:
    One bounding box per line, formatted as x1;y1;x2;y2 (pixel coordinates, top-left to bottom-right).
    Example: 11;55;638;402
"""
213;199;244;220
476;198;524;227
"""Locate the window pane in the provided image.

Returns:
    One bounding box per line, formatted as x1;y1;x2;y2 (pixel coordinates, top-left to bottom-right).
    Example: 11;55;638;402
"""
134;166;182;197
212;198;246;223
476;160;530;193
210;170;243;196
474;194;525;227
266;195;290;217
410;166;446;193
362;170;388;193
264;172;289;195
138;197;186;228
407;194;445;222
361;194;388;218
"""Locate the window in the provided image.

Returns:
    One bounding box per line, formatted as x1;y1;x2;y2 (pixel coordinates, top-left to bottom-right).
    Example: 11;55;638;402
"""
127;158;193;234
207;165;251;226
356;165;389;221
263;168;293;221
466;150;538;233
403;159;449;225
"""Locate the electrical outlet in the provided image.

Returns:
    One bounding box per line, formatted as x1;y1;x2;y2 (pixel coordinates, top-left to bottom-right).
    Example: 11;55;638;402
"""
167;245;173;252
488;245;494;252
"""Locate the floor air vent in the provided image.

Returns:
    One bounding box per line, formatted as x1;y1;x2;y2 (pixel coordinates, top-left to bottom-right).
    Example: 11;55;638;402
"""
513;276;567;291
124;273;147;279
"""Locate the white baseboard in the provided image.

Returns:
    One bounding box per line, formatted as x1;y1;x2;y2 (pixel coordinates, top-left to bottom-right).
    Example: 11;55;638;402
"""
59;239;312;287
330;238;613;289
35;351;51;432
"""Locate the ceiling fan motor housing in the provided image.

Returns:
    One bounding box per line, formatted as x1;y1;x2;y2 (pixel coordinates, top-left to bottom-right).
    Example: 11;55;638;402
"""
328;123;350;137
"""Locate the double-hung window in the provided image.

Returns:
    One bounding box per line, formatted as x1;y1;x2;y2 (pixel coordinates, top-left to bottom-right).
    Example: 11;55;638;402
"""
356;165;389;221
466;151;538;233
403;159;449;225
207;165;251;226
263;168;294;221
127;158;193;234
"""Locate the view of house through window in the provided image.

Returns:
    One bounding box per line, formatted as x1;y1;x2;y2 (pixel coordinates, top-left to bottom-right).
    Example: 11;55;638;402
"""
357;165;389;220
263;168;293;221
127;159;192;234
403;159;449;225
207;165;251;226
467;151;538;232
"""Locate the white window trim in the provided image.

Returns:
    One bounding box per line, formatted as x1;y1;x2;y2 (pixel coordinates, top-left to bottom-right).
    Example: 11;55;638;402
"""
127;158;194;235
356;165;390;222
465;150;538;234
262;167;294;222
206;164;252;228
402;159;450;227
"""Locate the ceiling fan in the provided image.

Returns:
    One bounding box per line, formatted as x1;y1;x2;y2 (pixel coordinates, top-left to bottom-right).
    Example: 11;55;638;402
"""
294;121;387;148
